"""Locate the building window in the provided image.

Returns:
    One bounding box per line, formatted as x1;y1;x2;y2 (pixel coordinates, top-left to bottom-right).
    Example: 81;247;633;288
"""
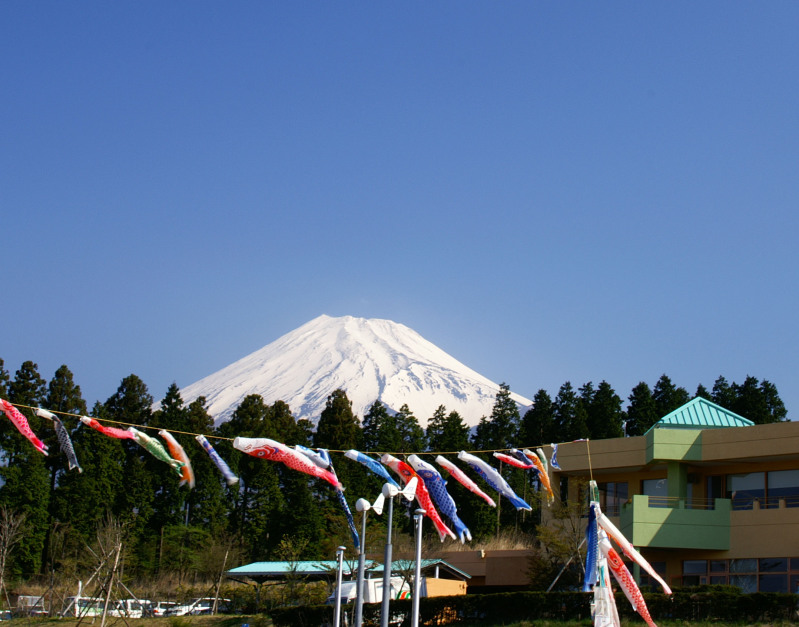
559;476;568;503
678;558;799;593
598;482;628;516
726;472;765;510
766;470;799;508
642;478;668;507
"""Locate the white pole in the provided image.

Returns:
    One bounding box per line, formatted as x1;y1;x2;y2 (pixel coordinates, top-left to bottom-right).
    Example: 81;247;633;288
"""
380;492;394;627
355;502;369;627
333;546;346;627
411;509;425;627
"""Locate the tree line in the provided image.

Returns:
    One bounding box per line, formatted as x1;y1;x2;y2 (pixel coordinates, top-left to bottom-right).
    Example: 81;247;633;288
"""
0;357;787;586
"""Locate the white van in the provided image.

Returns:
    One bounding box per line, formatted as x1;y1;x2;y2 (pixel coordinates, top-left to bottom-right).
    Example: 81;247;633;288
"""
327;577;411;605
61;596;104;618
110;599;149;618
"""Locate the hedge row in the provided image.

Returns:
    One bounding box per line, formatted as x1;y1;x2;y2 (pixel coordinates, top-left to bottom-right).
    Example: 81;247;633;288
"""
269;588;799;626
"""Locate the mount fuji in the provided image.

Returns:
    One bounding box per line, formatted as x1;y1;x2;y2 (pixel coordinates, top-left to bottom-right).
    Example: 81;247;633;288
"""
174;315;533;427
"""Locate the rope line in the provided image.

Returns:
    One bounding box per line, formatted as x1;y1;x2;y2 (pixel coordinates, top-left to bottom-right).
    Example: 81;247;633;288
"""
4;401;562;458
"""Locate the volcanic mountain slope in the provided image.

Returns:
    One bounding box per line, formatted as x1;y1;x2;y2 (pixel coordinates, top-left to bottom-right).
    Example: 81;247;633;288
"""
175;314;532;426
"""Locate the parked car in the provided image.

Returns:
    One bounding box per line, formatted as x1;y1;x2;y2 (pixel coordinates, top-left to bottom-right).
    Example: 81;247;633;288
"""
145;601;177;617
61;596;104;618
109;599;150;618
166;598;231;616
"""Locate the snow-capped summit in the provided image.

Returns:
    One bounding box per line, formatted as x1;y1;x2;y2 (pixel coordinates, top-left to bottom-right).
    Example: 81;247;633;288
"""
175;314;532;426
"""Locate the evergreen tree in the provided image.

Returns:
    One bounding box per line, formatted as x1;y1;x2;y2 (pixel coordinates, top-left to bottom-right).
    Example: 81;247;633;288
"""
652;374;689;418
52;402;125;548
519;390;556;447
42;365;87;574
183;397;227;535
105;375;157;573
362;401;398;452
577;382;595;438
730;376;786;424
472;383;520;451
694;384;712;400
148;384;191;533
0;362;50;575
394;404;426;453
712;376;737;409
105;374;153;426
625;382;659;436
217;395;284;561
426;406;470;453
312;389;368;533
587;381;624;440
760;379;787;423
0;359;10;398
553;382;588;442
313;390;361;451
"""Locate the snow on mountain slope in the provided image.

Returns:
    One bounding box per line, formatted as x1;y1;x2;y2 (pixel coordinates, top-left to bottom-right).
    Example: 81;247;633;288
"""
175;315;532;427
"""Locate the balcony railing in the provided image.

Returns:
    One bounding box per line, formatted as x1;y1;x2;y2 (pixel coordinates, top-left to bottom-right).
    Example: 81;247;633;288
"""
641;496;719;510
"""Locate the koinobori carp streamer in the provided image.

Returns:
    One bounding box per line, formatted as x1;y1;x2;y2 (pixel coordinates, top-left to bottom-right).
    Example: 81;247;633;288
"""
0;399;48;455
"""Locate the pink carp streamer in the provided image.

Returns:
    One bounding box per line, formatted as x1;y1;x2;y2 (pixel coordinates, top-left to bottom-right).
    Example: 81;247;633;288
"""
159;430;195;489
232;437;342;490
80;416;135;440
381;454;456;542
435;455;496;507
600;532;657;627
493;451;534;470
0;399;48;455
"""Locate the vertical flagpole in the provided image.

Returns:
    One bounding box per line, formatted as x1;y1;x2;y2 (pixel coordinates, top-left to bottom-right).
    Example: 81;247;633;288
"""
354;499;370;627
380;486;396;627
333;546;346;627
411;509;425;627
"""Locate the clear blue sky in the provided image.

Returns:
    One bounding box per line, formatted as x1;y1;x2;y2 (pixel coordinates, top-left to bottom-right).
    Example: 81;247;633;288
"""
2;2;797;418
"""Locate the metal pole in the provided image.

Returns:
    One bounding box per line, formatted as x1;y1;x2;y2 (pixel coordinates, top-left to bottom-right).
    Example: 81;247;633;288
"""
380;493;394;627
355;510;368;627
333;546;346;627
411;509;425;627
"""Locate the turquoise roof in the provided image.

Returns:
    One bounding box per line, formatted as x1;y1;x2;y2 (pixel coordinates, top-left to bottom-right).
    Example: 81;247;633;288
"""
226;559;470;581
647;397;754;432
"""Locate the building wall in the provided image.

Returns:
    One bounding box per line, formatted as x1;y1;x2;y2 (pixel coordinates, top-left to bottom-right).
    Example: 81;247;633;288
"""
544;421;799;592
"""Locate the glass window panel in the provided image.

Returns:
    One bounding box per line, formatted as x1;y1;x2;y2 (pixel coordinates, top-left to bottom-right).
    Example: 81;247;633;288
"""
791;574;799;594
759;574;788;593
767;470;799;508
681;575;701;587
790;558;799;571
683;560;708;575
710;560;727;573
710;575;728;585
730;558;757;573
759;558;788;573
730;574;757;593
643;478;668;506
727;472;765;510
767;469;799;489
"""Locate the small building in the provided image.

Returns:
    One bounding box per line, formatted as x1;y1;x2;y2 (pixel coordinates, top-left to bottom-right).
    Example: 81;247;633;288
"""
549;397;799;592
226;558;470;598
